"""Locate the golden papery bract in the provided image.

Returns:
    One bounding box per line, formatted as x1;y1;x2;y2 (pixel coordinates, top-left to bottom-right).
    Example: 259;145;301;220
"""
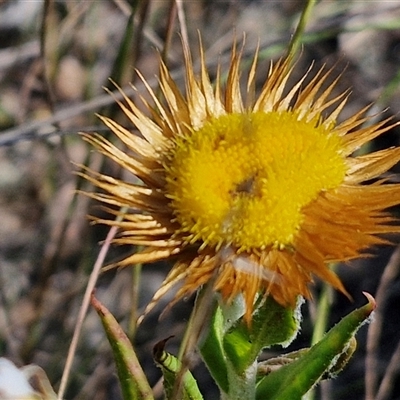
81;39;400;323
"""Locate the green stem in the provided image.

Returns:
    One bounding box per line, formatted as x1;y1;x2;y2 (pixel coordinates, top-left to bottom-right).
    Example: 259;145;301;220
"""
178;281;216;361
225;359;257;400
287;0;318;59
312;283;333;347
305;271;334;400
171;281;217;399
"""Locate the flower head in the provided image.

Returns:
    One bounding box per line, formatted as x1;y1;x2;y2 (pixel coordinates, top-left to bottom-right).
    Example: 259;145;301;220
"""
82;40;400;322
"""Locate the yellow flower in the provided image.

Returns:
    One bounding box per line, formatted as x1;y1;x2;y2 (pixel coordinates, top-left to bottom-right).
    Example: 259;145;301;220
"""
81;41;400;323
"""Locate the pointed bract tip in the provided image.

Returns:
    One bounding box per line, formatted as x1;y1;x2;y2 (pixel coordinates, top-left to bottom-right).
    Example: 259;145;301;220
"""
362;291;376;311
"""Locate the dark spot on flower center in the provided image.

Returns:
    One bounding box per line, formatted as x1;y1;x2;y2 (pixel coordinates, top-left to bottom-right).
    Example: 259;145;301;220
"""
231;175;258;197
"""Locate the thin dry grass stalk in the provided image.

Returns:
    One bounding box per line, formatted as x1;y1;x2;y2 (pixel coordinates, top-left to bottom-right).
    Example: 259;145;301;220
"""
365;245;400;400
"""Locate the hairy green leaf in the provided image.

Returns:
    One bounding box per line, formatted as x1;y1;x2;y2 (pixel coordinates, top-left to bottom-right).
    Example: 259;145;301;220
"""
256;293;375;400
223;297;302;374
198;305;229;393
91;295;153;400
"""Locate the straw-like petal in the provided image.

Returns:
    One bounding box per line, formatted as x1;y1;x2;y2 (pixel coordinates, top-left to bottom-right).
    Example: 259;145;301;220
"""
82;38;400;322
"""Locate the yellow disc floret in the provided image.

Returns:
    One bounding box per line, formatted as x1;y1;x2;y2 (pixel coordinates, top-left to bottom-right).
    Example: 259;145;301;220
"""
165;111;346;251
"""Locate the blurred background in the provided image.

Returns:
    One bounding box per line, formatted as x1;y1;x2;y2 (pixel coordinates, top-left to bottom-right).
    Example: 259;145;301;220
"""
0;1;400;399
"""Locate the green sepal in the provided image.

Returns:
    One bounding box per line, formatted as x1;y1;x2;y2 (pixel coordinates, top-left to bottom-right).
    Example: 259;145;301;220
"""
153;338;204;400
255;293;376;400
91;295;153;400
198;305;230;393
223;296;301;374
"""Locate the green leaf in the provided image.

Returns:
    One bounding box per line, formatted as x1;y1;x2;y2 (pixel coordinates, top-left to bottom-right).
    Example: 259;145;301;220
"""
255;293;376;400
153;338;204;400
198;305;230;393
91;295;153;400
223;297;302;374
